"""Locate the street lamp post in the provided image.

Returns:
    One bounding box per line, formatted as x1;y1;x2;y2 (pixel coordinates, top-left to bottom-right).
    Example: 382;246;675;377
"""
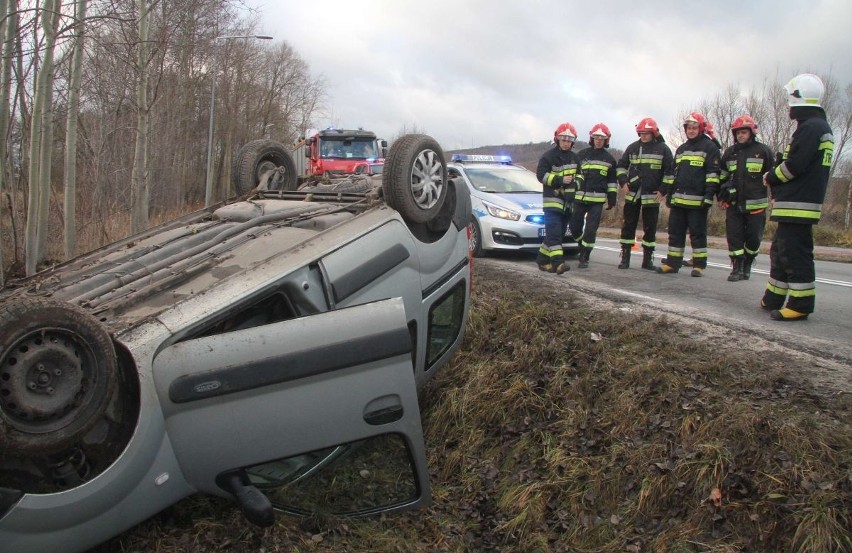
204;34;273;207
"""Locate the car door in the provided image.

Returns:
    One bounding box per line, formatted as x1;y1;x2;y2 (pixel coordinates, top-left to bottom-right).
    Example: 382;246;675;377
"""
151;296;431;513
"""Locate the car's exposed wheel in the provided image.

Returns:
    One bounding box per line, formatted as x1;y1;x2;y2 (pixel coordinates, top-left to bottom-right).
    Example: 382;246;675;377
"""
469;216;484;257
232;139;298;196
0;297;118;454
382;134;447;224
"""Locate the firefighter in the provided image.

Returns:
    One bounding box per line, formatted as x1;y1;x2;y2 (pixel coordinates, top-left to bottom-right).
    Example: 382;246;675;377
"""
615;117;674;270
570;123;618;268
657;112;721;276
717;115;774;282
705;121;723;149
536;122;579;273
761;73;834;321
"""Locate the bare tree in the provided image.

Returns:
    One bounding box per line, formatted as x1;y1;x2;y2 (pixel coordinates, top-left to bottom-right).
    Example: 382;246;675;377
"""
0;0;11;284
25;0;62;275
63;0;88;257
129;0;152;232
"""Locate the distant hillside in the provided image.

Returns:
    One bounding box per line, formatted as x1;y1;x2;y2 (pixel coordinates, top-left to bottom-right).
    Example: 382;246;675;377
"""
448;141;623;171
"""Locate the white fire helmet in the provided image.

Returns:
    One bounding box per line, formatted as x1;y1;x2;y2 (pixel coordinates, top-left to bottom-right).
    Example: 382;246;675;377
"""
784;73;824;108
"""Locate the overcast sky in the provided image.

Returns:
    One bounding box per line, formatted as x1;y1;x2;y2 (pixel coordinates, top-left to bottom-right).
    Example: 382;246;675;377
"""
241;0;852;151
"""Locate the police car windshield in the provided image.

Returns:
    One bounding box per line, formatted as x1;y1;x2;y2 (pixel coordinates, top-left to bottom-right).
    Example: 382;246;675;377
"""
465;166;541;193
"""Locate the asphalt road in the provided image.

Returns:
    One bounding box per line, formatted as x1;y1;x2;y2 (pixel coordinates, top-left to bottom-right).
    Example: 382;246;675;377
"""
477;238;852;374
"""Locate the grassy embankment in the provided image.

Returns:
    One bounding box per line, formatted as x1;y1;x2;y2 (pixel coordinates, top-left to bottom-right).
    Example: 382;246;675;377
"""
96;263;851;553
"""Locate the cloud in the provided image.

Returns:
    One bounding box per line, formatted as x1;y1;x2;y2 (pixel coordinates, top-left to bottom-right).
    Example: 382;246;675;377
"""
244;0;852;151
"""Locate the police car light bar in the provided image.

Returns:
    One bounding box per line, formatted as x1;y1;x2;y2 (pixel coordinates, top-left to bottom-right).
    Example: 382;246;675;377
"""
451;154;512;164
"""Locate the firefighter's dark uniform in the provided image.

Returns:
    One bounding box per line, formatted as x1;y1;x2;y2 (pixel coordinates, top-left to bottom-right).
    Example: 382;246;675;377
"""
719;136;774;280
570;146;617;264
762;106;834;317
615;137;674;269
536;145;579;272
659;134;721;272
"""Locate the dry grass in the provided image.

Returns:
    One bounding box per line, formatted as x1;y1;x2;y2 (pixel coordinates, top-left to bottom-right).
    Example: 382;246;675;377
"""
93;262;852;553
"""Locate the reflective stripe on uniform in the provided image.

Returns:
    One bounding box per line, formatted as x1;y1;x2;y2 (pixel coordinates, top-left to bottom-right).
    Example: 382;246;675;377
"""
774;161;794;183
538;244;563;258
820;134;835;167
771;201;822;221
745;197;769;210
543;199;567;211
766;277;789;295
745;158;764;172
575;191;607;203
671;193;704;207
787;281;816;298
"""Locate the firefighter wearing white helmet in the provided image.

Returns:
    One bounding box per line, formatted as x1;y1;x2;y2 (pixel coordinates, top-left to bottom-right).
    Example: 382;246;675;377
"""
760;73;834;321
535;122;580;273
717;115;774;282
570;123;618;268
615;117;674;270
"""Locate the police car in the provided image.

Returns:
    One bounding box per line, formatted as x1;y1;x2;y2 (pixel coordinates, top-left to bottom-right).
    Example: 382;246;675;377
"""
448;154;578;257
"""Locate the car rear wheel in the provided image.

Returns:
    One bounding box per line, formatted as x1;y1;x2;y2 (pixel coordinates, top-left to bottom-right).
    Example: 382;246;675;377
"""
0;298;118;454
382;134;447;224
232;139;298;195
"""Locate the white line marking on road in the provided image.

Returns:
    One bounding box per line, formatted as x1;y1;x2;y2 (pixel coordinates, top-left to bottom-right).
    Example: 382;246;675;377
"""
594;244;852;287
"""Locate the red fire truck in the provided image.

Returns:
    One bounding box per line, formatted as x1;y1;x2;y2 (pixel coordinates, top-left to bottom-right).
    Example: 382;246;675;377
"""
298;128;387;176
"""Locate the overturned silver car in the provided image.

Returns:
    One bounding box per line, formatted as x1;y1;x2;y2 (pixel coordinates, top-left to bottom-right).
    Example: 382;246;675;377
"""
0;135;471;552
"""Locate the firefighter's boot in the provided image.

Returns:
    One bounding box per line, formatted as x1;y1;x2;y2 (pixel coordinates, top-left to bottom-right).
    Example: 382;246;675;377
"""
538;261;567;274
617;245;632;269
641;247;655;270
578;247;590;269
770;307;809;321
727;257;744;282
656;262;679;274
742;254;755;280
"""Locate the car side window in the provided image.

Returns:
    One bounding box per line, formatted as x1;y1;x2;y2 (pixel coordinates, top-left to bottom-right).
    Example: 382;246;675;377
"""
426;281;467;369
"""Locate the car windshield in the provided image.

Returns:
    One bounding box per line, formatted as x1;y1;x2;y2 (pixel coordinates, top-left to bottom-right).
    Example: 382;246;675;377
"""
464;166;541;193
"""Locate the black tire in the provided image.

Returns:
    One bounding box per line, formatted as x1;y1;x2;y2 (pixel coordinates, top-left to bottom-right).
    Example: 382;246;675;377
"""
382;134;447;224
469;216;484;258
232;139;298;195
0;297;117;454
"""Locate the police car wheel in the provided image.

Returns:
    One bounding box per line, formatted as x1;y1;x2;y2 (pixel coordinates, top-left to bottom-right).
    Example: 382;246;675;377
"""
468;216;484;257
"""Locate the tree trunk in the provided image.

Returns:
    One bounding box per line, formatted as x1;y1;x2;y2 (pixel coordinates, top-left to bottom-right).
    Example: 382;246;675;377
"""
64;0;87;259
131;0;151;233
35;0;60;268
26;0;61;275
0;0;10;284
